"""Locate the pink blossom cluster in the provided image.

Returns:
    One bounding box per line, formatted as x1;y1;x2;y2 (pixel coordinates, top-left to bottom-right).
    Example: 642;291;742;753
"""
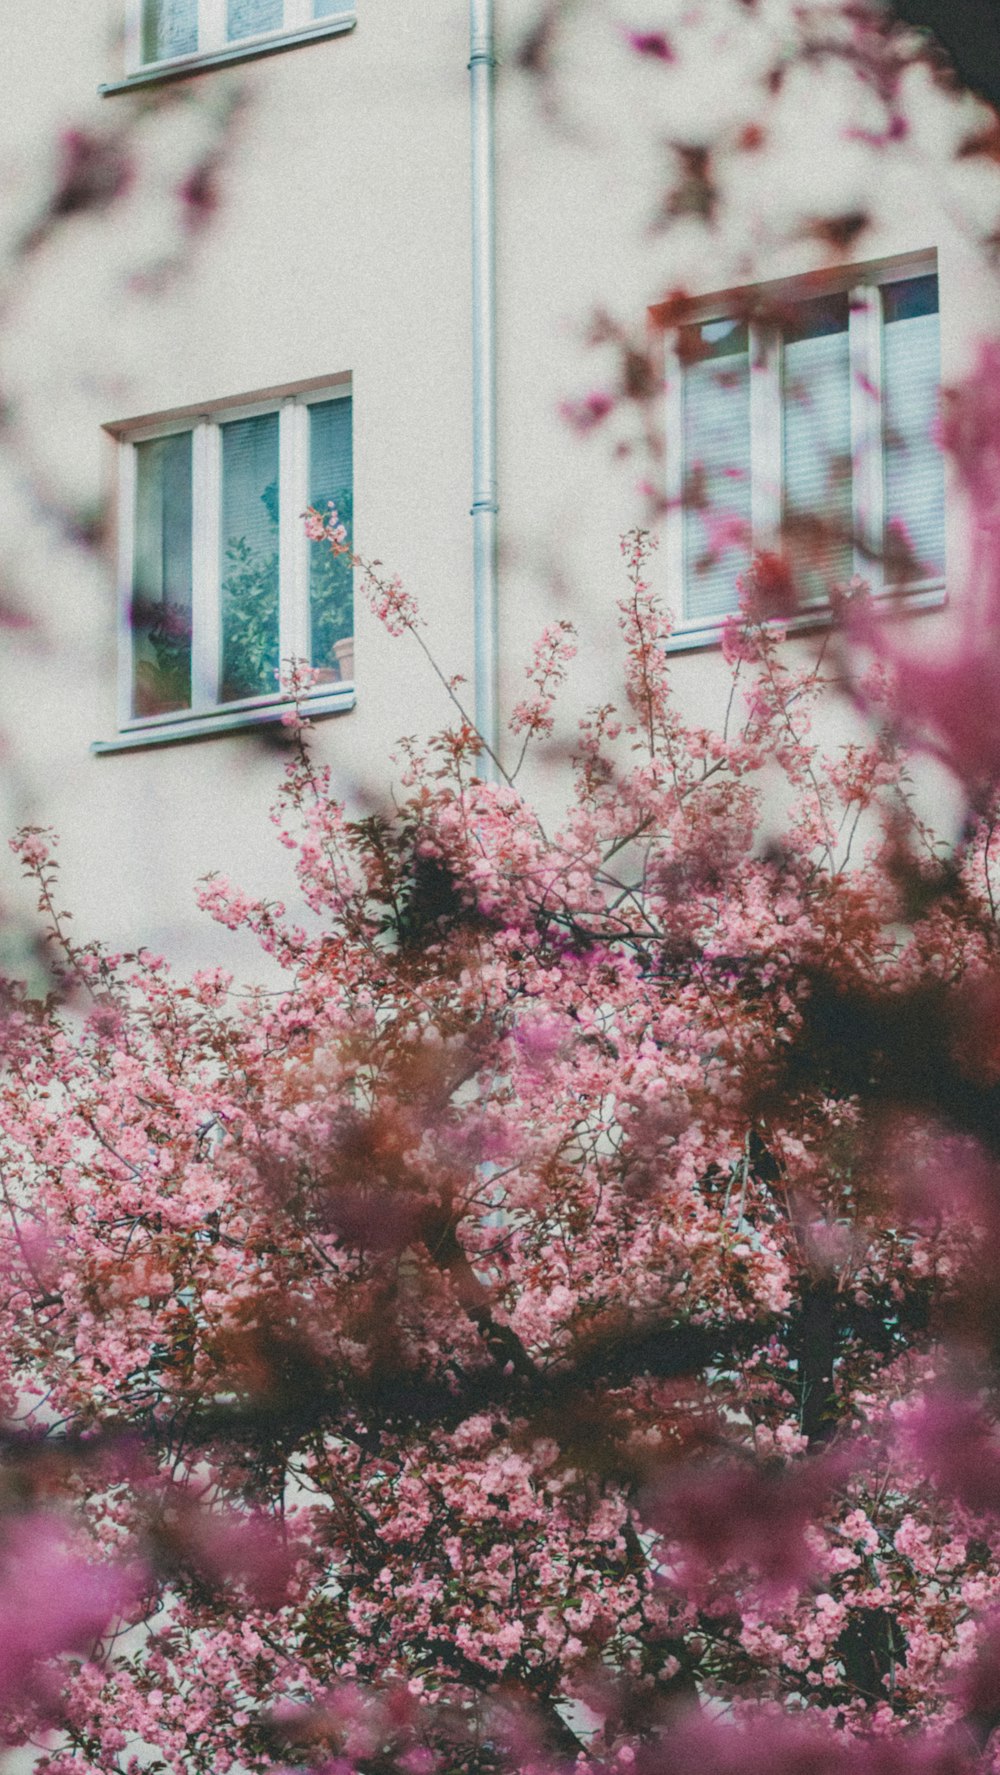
4;423;1000;1768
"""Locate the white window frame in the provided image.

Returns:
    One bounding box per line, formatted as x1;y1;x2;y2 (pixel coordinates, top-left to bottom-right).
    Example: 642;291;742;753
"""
661;251;945;650
97;381;353;754
119;0;355;84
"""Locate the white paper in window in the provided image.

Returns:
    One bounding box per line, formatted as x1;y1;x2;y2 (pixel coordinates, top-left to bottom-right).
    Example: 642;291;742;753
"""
883;275;944;583
308;398;353;683
220;413;280;703
142;0;198;61
682;320;752;621
132;433;193;717
227;0;283;40
783;292;853;601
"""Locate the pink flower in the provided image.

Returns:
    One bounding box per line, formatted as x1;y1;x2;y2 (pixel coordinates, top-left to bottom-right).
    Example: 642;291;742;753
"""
303;505;350;551
0;1515;140;1707
10;827;54;870
647;1449;855;1596
165;1499;294;1608
899;1392;1000;1514
560;390;615;432
361;564;421;635
621;27;674;60
636;1711;970;1775
740;551;799;622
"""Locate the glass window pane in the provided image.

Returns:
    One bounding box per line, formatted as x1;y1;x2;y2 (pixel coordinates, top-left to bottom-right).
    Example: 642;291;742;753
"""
782;292;853;601
132;434;193;718
220;413;280;704
682;319;752;621
308;397;353;683
883;274;944;583
227;0;283;40
142;0;198;62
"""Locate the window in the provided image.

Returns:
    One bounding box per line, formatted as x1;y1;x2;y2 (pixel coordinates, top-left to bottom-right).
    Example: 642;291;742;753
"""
115;386;353;740
130;0;354;72
663;259;945;636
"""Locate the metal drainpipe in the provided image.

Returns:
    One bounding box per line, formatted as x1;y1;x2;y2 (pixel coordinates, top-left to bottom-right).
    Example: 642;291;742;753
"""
469;0;499;779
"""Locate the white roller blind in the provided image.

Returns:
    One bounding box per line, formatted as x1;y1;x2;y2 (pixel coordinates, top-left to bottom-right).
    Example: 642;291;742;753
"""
782;293;853;600
682;319;752;621
142;0;198;61
882;274;944;582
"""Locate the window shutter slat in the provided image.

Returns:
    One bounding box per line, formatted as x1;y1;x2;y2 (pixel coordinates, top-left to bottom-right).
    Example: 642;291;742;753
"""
682;323;752;622
883;277;944;582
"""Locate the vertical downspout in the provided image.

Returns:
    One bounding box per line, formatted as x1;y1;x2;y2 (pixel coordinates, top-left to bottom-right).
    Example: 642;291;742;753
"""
469;0;499;778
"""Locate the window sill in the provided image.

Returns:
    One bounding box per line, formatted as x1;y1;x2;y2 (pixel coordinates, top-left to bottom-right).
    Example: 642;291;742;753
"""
91;686;355;753
100;13;356;93
663;581;947;654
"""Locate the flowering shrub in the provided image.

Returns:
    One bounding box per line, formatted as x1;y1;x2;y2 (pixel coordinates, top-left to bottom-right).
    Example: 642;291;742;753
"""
6;388;1000;1768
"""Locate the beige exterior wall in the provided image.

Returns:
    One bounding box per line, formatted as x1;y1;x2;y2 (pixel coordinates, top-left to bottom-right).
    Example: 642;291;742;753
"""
1;2;999;975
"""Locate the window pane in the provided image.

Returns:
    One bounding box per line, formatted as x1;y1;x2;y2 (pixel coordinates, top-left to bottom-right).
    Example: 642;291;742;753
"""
132;434;193;718
220;413;280;703
308;397;354;683
883;274;944;582
782;292;853;600
227;0;283;39
141;0;198;61
682;320;752;621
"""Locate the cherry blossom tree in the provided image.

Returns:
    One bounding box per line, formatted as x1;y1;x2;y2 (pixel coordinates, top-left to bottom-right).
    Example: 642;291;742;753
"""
3;448;1000;1768
5;2;1000;1771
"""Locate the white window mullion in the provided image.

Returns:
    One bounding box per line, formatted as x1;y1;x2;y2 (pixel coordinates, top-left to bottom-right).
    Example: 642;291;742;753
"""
191;421;221;710
283;0;313;27
849;283;884;590
279;398;310;679
118;443;139;725
749;322;782;552
200;0;227;52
